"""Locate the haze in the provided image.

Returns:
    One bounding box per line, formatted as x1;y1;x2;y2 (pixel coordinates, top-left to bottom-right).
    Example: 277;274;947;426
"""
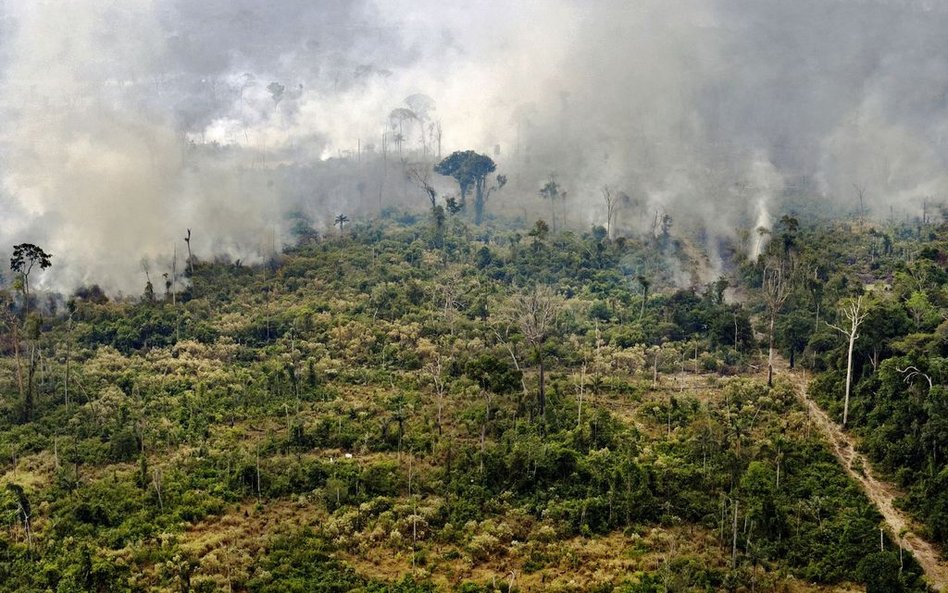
1;0;946;292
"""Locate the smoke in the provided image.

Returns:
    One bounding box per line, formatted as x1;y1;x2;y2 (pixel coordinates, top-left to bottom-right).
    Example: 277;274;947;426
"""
746;156;784;260
1;0;947;293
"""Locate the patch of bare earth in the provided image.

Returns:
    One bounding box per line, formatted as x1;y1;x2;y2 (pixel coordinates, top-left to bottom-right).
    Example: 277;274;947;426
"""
776;357;947;592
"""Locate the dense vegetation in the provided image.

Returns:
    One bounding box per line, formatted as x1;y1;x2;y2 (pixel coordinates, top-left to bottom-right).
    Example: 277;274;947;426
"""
776;219;948;549
0;206;944;592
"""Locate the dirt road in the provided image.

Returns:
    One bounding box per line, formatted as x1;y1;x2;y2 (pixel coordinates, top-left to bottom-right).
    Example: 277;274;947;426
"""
785;367;947;592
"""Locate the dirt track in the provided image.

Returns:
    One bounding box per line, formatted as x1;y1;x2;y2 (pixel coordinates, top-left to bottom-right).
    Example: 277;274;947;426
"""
784;365;947;592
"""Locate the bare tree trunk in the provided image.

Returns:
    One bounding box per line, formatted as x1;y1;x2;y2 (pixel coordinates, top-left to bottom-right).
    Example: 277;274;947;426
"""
538;351;546;420
185;229;193;277
577;363;586;428
843;329;856;426
172;244;177;307
827;297;868;427
732;499;739;569
255;447;261;500
639;285;649;321
652;350;659;388
495;331;530;414
767;313;775;388
479;424;486;473
25;344;37;422
64;316;71;406
153;469;164;511
12;323;25;402
436;394;443;436
734;313;739;350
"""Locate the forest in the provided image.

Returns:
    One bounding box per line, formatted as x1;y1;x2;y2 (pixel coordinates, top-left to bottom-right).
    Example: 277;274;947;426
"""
2;3;948;591
0;189;945;592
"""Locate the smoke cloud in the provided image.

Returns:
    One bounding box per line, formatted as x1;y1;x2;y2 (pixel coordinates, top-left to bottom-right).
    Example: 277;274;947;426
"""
1;0;946;292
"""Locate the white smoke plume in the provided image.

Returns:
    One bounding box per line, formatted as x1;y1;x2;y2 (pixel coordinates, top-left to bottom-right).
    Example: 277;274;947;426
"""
746;157;784;260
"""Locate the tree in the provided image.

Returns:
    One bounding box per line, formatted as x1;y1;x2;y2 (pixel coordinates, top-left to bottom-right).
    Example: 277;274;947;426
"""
404;94;436;155
430;121;443;159
857;551;903;593
762;257;792;387
853;183;867;219
528;219;550;244
637;275;651;321
858;299;910;372
141;258;156;304
184;229;194;277
777;215;799;255
389;108;417;158
6;484;32;549
826;295;869;426
0;293;26;413
601;185;628;240
507;285;562;421
434;151;505;225
405;164;438;209
539;175;566;232
10;243;52;315
424;353;449;436
334;214;349;236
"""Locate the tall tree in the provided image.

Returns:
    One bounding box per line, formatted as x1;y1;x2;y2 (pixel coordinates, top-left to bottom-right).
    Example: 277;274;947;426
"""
10;243;52;316
852;182;867;219
777;215;799;255
539;175;566;232
637;275;651;321
434;151;504;225
404;94;436;155
184;229;194;277
334;214;349;236
388;108;417;158
601;185;627;240
507;285;562;421
762;257;792;387
827;295;869;426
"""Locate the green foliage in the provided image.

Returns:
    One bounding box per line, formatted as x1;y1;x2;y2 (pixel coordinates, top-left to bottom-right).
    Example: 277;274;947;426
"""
857;551;905;593
0;215;942;592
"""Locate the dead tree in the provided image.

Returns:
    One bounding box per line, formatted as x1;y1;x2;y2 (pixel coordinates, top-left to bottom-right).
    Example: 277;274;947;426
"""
575;361;587;428
171;244;178;307
184;229;194;277
508;285;562;421
492;325;532;415
603;187;631;240
763;258;792;387
539;175;565;233
425;353;449;436
601;185;621;240
853;183;867;220
8;484;32;549
637;275;651;321
405;164;438;209
895;365;933;393
826;296;869;426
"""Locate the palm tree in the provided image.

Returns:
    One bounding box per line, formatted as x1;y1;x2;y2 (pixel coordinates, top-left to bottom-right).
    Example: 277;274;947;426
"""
334;214;349;236
538;174;565;232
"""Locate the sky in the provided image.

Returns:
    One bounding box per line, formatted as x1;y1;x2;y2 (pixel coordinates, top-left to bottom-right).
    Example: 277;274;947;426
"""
0;0;946;292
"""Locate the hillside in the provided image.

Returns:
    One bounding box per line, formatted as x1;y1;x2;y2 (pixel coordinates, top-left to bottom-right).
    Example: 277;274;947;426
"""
0;213;944;592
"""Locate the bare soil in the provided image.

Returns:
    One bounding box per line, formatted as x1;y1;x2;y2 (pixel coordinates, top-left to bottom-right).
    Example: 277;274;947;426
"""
780;361;947;592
